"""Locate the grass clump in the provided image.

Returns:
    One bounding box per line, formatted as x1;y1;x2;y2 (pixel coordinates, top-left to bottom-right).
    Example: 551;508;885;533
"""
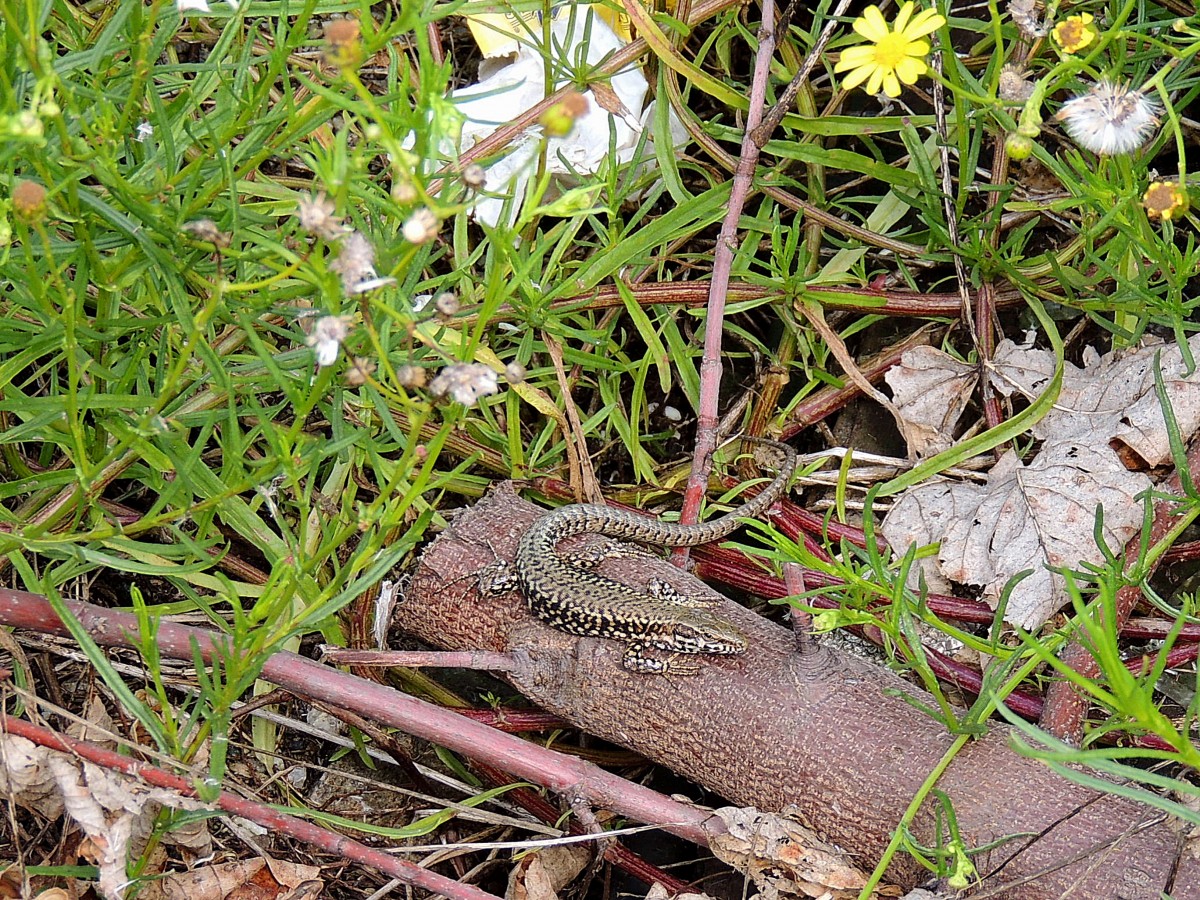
4;0;1200;893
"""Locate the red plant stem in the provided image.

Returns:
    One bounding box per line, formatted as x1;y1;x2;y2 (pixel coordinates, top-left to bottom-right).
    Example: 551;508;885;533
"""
674;0;778;552
0;588;716;848
0;715;504;900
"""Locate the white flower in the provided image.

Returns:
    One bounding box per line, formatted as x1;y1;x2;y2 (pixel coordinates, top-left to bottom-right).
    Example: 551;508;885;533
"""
1056;81;1161;155
135;121;154;142
306;315;352;367
429;364;500;407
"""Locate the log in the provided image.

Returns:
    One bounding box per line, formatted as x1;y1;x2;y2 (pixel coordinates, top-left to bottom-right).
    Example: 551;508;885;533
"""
403;484;1200;899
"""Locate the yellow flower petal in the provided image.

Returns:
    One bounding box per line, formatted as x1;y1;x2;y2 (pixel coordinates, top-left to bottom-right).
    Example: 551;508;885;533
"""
840;63;875;90
834;45;879;71
894;55;927;84
839;2;941;97
892;1;915;34
905;8;946;38
854;6;890;42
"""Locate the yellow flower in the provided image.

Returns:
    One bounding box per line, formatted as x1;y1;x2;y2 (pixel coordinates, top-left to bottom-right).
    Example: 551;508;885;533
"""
1051;13;1098;54
835;2;947;98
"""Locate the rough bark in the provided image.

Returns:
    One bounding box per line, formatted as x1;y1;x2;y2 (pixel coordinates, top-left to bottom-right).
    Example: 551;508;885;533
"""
404;484;1200;899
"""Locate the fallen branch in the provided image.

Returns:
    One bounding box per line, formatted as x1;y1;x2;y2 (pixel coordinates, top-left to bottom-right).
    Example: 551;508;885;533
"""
403;484;1200;899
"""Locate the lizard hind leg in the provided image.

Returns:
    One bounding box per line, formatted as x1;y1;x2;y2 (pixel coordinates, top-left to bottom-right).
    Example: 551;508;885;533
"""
621;643;700;676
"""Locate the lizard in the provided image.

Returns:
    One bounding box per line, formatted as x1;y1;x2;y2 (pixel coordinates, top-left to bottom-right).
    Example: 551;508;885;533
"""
510;436;797;675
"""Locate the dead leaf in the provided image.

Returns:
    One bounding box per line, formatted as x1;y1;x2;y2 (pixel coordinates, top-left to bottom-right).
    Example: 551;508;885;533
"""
885;346;978;458
140;858;322;900
0;735;211;900
710;806;896;899
990;335;1200;467
882;445;1149;629
506;844;590;900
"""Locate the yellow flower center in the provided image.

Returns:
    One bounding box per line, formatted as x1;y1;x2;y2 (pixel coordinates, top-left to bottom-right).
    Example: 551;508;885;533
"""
873;32;914;67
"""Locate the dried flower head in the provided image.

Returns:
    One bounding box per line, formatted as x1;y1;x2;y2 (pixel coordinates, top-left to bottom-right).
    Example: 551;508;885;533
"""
429;363;500;407
297;192;347;240
402;207;440;244
323;18;363;70
1051;13;1098;54
397;364;427;389
998;64;1034;103
1143;181;1188;221
834;2;946;99
434;292;460;319
12;180;47;222
344;356;377;386
1008;0;1047;38
392;180;418;204
460;163;486;190
180;218;230;247
329;231;390;294
306;315;353;367
504;361;527;384
1056;80;1160;155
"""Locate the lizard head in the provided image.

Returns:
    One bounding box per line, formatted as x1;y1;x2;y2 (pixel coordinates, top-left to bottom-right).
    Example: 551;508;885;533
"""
670;616;748;655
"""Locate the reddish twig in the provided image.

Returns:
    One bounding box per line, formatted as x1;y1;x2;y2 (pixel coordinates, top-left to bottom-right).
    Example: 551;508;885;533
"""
0;587;718;848
0;715;504;900
675;0;780;550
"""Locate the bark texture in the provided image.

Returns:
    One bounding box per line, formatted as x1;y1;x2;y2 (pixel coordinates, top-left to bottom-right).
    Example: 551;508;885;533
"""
403;484;1200;899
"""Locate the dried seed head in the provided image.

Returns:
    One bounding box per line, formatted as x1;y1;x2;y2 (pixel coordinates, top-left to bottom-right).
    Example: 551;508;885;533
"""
298;192;347;240
181;218;231;247
306;315;353;367
397;364;427;389
1008;0;1047;38
504;361;527;384
998;65;1034;103
434;292;460;319
460;163;486;190
1056;80;1160;155
344;356;377;386
12;180;47;222
402;207;440;244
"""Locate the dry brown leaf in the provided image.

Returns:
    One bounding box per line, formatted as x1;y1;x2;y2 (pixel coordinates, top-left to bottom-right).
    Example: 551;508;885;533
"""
884;346;978;458
0;735;210;900
646;888;709;900
882;444;1149;629
990;335;1200;467
710;806;896;899
506;844;591;900
141;858;322;900
67;695;116;746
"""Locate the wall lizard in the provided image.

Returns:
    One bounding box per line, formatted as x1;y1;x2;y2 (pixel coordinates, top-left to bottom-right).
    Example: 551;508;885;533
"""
513;437;797;674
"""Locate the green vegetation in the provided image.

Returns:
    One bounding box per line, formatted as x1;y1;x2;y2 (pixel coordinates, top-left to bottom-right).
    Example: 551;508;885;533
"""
4;0;1200;892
